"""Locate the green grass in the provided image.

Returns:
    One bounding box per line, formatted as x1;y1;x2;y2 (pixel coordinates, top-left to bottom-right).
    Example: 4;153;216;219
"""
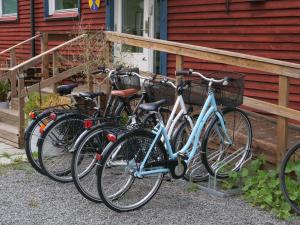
1;152;11;159
186;182;199;193
0;157;33;175
28;199;38;208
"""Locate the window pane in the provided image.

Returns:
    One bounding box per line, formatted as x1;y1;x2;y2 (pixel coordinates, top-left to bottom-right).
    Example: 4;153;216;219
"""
122;0;144;53
55;0;78;10
2;0;17;15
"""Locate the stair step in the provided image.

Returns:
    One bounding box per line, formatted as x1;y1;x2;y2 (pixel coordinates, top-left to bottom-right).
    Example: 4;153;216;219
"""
0;122;19;147
0;108;18;126
11;98;19;110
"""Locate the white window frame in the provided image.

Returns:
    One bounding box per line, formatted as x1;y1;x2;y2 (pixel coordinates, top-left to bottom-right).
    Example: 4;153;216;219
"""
48;0;78;16
0;0;17;17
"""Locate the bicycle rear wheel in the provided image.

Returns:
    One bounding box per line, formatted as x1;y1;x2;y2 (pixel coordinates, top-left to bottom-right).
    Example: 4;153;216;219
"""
97;129;167;212
38;113;88;183
280;142;300;215
25;111;52;175
201;107;252;179
71;124;117;203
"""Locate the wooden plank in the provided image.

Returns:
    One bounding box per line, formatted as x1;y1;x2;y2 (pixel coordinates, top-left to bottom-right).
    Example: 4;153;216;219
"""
276;76;289;163
0;34;41;56
19;64;86;98
52;51;59;92
243;97;300;121
9;49;17;97
17;75;25;148
105;31;300;79
41;33;49;79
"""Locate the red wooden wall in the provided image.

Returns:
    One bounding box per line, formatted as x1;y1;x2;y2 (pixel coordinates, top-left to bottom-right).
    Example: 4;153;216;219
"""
0;0;106;63
167;0;300;110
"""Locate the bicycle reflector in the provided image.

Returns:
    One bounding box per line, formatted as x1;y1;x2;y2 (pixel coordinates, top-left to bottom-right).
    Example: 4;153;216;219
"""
29;111;36;120
84;119;93;129
49;112;57;121
39;124;46;134
106;134;117;142
96;153;102;161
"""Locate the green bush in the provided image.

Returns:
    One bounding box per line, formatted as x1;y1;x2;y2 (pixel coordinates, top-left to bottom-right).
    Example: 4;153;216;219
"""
0;80;10;102
222;156;300;220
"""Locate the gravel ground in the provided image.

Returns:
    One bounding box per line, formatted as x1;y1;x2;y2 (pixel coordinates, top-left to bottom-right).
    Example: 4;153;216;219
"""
0;163;299;225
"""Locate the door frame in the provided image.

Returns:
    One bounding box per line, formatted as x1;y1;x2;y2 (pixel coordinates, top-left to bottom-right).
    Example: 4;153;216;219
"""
105;0;167;75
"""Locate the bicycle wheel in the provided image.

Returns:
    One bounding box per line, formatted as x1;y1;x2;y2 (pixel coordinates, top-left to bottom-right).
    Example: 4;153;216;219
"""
25;111;52;175
280;142;300;215
97;129;167;212
38;113;88;183
201;107;252;179
71;124;117;203
172;115;209;182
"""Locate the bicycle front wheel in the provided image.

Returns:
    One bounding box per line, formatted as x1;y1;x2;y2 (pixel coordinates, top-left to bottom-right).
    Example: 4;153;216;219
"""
38;113;87;183
201;107;252;179
280;142;300;215
97;129;167;212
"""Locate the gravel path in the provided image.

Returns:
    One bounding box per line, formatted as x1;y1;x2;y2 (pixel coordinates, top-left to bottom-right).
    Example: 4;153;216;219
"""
0;163;299;225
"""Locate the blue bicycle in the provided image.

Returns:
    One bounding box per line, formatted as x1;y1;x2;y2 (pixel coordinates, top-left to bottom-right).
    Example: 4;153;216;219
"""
97;70;252;212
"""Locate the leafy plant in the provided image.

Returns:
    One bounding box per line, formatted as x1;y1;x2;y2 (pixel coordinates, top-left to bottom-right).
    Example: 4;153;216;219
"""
222;156;300;220
0;80;10;102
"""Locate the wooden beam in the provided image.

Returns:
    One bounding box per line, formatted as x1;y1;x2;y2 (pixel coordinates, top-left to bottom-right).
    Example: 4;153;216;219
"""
41;33;49;79
18;75;25;148
19;64;86;98
276;76;289;164
105;31;300;79
9;49;17;97
0;34;41;56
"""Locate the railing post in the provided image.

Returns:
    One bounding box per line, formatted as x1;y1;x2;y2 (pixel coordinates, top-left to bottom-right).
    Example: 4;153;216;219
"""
9;49;17;97
276;75;289;164
52;51;59;92
41;33;49;79
18;74;25;148
175;55;183;98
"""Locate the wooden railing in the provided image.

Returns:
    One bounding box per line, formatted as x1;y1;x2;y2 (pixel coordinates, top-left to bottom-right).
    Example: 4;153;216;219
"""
1;33;88;147
0;34;41;96
105;31;300;164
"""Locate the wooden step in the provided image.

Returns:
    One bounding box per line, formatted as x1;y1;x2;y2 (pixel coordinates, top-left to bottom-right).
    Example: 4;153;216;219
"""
0;108;18;126
0;122;19;148
11;98;19;110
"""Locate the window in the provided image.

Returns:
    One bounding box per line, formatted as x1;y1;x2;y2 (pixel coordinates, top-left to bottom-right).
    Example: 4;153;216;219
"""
48;0;78;15
0;0;17;17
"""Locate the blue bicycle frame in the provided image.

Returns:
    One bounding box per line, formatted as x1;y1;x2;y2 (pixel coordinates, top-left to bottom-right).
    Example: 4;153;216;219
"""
134;91;232;177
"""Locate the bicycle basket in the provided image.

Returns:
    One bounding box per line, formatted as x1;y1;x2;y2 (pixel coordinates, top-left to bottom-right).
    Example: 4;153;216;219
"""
144;80;175;106
183;71;245;107
113;74;141;91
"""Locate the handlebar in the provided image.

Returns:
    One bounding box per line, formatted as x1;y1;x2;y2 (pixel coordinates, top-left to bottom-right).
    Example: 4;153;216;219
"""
175;69;229;86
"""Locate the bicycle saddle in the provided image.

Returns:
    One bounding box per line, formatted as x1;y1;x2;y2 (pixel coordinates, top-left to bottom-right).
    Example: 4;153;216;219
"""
79;92;103;99
139;99;167;112
56;83;78;96
111;89;138;98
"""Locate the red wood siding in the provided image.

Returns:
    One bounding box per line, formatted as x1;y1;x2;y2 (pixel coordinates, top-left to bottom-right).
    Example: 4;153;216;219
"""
0;1;31;65
0;1;106;64
167;0;300;110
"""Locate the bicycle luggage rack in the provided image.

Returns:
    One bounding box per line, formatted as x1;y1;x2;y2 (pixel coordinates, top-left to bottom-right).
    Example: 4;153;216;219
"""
196;148;252;198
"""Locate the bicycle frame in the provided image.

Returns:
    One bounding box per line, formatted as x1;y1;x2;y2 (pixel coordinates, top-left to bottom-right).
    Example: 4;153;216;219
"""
135;91;232;177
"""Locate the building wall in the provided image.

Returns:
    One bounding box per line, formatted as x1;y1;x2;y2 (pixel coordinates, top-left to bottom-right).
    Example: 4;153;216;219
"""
167;0;300;110
0;0;106;63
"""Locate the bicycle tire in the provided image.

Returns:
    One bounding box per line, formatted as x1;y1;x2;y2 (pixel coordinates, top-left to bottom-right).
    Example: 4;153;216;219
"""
97;129;167;212
38;113;88;183
280;142;300;215
201;107;252;179
71;124;118;203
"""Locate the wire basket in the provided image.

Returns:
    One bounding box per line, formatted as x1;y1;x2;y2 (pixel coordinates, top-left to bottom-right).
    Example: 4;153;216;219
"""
112;74;141;91
183;71;245;107
144;80;175;106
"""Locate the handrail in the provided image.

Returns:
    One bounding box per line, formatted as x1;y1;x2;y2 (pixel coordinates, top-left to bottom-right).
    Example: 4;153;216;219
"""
0;34;41;56
105;31;300;79
8;34;87;73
